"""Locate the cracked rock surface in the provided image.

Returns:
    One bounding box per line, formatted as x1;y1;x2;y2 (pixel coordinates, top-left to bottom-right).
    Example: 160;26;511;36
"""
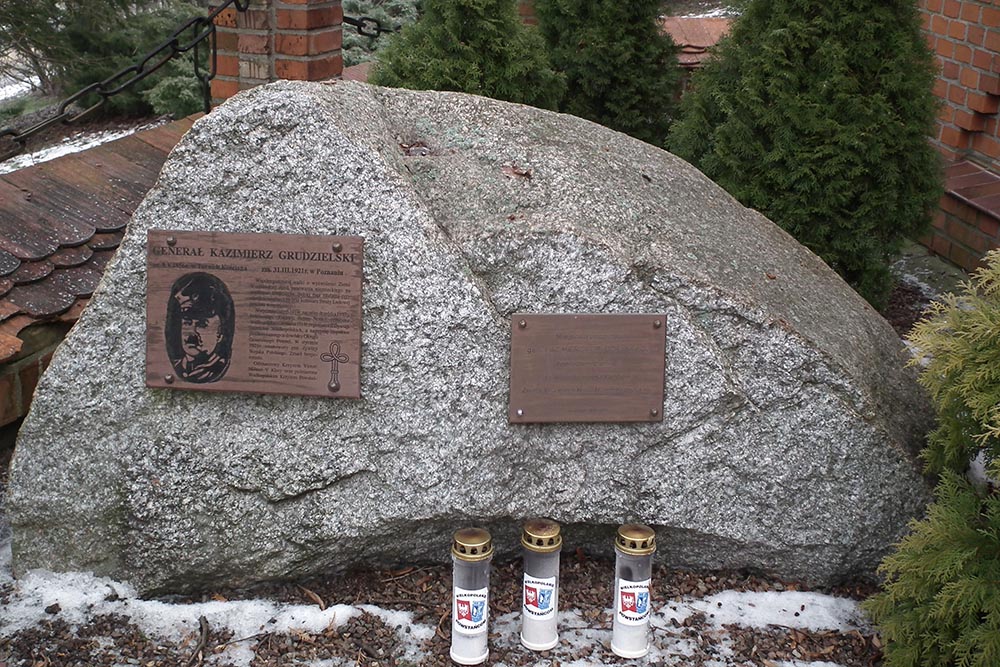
7;81;932;594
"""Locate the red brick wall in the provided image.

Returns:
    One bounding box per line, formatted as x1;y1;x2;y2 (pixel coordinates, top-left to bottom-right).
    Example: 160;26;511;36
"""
211;0;343;105
518;0;536;26
922;0;1000;164
921;0;1000;271
925;192;999;271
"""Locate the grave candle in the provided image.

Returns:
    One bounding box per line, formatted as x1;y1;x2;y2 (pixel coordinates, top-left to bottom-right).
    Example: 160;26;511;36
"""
520;518;562;651
450;527;493;665
611;523;656;658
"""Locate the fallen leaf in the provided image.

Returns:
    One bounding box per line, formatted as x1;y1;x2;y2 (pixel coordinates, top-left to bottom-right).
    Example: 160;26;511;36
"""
297;585;326;610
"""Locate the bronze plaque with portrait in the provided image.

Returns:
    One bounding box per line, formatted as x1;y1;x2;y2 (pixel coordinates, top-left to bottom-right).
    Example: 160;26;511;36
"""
509;313;666;423
146;230;363;398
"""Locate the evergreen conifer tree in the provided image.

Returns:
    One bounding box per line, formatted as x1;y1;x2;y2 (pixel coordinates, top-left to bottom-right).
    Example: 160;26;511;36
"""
668;0;941;307
341;0;420;67
369;0;564;110
0;1;207;118
534;0;680;146
863;250;1000;666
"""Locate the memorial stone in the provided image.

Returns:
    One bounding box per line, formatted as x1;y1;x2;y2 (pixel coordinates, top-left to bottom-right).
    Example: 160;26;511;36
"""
7;81;933;593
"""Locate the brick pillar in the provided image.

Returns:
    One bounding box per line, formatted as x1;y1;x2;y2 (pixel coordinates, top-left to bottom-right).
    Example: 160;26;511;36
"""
518;0;536;26
211;0;343;106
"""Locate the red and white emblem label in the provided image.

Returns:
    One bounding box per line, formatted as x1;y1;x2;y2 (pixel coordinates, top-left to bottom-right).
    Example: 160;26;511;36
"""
522;575;557;621
616;578;651;626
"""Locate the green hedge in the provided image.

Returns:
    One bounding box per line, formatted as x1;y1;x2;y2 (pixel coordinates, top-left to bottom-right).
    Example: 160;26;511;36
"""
535;0;680;146
668;0;941;307
369;0;564;111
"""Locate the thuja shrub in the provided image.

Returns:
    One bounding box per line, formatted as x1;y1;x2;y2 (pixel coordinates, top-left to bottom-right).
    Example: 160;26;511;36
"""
534;0;680;146
864;471;1000;667
668;0;941;307
907;251;1000;475
864;250;1000;667
59;1;206;118
369;0;564;110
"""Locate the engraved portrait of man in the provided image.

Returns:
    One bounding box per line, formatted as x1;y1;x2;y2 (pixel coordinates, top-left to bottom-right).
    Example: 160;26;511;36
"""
165;272;235;383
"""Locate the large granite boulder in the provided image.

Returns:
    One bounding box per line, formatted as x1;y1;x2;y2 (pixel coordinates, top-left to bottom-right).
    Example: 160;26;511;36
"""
7;81;932;593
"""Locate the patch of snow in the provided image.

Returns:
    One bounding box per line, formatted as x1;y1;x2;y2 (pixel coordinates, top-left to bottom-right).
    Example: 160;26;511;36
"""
0;532;862;666
0;76;37;103
680;8;736;18
0;120;167;175
893;270;940;301
968;450;999;489
692;590;868;632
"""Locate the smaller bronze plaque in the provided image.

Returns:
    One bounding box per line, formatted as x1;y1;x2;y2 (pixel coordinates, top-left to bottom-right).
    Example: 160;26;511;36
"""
509;314;666;423
146;229;363;398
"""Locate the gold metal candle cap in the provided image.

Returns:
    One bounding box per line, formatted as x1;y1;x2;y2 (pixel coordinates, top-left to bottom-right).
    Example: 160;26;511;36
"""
615;523;656;556
452;527;494;562
521;518;562;553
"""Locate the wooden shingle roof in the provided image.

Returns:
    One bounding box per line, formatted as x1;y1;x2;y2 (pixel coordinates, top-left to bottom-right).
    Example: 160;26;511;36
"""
0;116;196;363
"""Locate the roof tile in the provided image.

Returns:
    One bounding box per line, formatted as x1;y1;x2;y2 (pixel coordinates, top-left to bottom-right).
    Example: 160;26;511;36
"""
660;17;732;68
0;332;22;360
0;249;20;276
48;264;103;299
49;245;95;268
5;281;75;318
88;231;124;251
10;259;53;285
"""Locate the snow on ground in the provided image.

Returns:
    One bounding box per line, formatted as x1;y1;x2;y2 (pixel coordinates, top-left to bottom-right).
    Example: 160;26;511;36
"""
689;590;867;630
0;120;167;175
0;76;37;103
0;534;865;666
680;8;735;17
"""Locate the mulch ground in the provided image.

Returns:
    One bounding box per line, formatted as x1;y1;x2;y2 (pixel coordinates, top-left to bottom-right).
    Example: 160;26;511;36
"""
0;557;884;666
881;280;931;338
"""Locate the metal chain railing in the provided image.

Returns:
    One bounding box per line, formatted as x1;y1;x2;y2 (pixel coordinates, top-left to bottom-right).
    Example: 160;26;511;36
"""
0;1;396;161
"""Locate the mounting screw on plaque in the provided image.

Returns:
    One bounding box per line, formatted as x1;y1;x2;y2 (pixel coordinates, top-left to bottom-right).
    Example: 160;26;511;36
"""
653;319;662;329
650;408;659;418
516;409;524;417
164;374;174;384
328;381;341;393
332;242;342;253
166;236;176;246
519;319;527;328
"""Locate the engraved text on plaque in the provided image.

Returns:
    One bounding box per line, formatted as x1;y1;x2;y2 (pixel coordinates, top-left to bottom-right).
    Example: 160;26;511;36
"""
146;230;363;398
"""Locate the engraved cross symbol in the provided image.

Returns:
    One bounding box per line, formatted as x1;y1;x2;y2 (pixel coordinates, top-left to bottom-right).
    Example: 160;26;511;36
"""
320;342;349;392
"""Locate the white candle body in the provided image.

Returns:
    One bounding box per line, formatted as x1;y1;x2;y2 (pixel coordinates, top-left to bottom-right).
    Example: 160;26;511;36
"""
520;547;560;650
611;550;653;658
450;555;491;665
